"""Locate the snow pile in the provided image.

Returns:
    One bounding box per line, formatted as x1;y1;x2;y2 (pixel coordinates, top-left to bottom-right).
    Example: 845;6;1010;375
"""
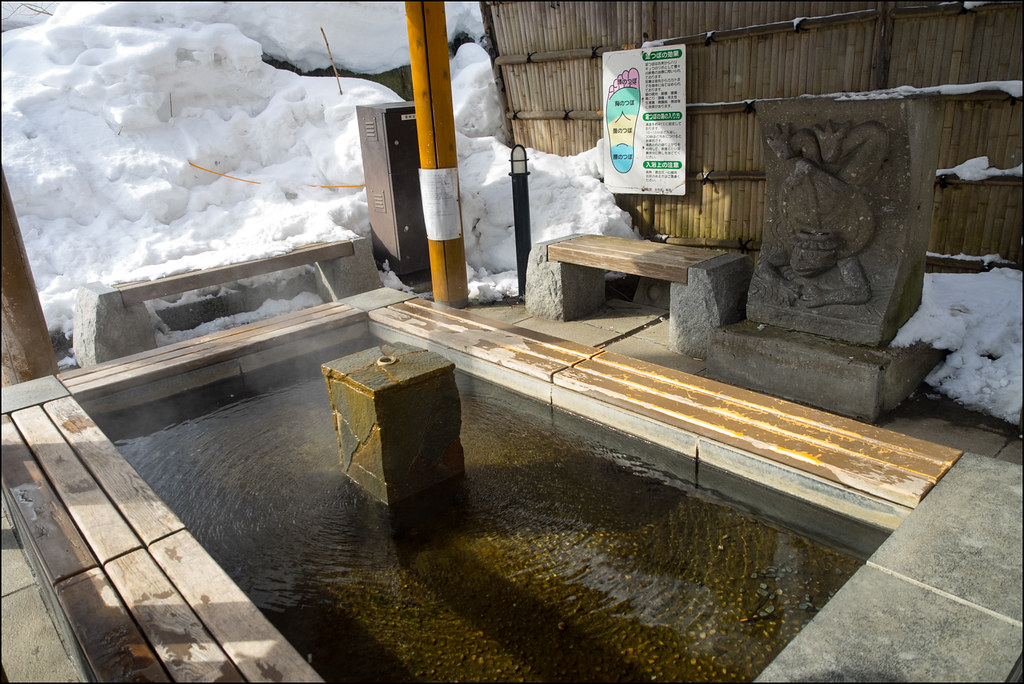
1;2;632;340
892;269;1023;424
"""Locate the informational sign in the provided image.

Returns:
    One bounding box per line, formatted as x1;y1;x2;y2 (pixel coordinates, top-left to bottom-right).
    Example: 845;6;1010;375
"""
601;46;686;195
418;167;462;241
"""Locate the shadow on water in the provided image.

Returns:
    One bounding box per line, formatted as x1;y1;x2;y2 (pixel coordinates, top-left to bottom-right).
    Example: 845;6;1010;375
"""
92;353;866;682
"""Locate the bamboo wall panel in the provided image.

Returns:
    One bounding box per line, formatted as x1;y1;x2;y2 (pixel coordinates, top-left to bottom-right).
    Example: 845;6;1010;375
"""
483;1;1024;270
655;2;877;37
502;59;602;113
930;184;1023;263
888;4;1023;88
510;120;604;158
683;23;876;102
938;100;1023;170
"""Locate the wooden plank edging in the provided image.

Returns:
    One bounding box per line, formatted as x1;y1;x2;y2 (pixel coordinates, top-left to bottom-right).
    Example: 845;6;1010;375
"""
372;300;962;509
116;241;355;306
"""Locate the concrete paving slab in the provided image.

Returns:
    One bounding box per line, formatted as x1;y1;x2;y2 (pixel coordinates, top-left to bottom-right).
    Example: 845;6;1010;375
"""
339;286;416;311
514;315;624;347
2;504;79;683
603;335;708;375
868;452;1022;621
995;439;1023;465
576;298;667;334
877;390;1019;457
3;505;35;596
1;585;80;683
1;375;68;413
464;301;532;325
756;565;1023;683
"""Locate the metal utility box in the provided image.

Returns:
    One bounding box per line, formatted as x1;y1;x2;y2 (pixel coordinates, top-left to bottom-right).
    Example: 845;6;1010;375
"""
357;102;429;275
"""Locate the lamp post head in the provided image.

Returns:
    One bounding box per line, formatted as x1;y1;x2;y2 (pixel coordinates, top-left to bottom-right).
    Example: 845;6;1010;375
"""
510;144;529;176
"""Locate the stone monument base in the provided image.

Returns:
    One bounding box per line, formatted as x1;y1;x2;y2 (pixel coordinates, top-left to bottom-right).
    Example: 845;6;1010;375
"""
706;320;945;423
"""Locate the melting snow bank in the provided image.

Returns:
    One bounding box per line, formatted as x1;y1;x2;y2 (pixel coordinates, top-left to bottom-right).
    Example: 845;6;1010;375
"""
892;268;1023;424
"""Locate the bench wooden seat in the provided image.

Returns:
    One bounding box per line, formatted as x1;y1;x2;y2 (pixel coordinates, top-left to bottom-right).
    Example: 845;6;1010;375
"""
528;234;753;358
2;393;322;682
61;301;369;407
370;299;962;521
546;234;726;284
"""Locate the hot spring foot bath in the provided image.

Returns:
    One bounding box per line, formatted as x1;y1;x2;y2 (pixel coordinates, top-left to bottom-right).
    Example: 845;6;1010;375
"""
99;365;863;682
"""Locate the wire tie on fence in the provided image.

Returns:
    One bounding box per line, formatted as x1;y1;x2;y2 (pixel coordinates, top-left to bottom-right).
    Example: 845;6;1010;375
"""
701;170;714;186
737;237;754;254
704;31;716;47
1007;95;1018;107
526;51;536;63
958;1;973;14
744;100;756;114
511;110;520;120
937;174;950;189
563;110;571;120
591;46;601;59
793;18;806;32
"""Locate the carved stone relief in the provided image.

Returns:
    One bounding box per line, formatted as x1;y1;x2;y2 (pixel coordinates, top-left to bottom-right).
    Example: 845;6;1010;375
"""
748;98;943;346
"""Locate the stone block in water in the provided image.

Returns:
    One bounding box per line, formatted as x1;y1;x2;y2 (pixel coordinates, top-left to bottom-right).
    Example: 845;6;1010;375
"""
321;341;464;506
747;97;943;347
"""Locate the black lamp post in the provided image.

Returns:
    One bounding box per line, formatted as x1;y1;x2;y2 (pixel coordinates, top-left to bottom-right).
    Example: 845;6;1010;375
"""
510;144;531;301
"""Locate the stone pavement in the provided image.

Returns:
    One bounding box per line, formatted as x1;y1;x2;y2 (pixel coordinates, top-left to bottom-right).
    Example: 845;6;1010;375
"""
3;294;1020;682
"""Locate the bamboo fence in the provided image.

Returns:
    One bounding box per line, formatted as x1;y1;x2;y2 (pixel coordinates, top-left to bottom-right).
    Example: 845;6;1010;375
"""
480;0;1023;270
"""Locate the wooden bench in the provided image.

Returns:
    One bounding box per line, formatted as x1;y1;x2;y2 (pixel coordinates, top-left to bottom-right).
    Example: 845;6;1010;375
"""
74;237;380;366
370;298;963;530
2;380;322;682
60;300;370;412
525;234;753;358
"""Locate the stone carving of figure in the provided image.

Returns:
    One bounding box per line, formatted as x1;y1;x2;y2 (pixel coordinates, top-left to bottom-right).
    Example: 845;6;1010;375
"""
754;119;889;309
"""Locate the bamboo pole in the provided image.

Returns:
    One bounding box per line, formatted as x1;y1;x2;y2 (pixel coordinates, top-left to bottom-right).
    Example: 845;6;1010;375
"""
2;167;58;386
406;1;468;307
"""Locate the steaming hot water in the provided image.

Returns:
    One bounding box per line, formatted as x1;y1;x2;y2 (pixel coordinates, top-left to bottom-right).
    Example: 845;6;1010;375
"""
101;363;863;682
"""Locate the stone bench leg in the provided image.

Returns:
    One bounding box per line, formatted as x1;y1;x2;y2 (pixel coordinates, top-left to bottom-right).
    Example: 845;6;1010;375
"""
525;236;605;321
669;253;753;359
74;283;157;366
315;236;382;302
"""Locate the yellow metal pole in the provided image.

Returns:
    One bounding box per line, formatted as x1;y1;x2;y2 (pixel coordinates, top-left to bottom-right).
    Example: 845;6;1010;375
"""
2;167;58;386
406;1;469;308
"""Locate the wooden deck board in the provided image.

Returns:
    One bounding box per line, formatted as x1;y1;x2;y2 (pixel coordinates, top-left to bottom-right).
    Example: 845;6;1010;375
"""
368;299;601;381
2;415;97;585
151;530;323;683
10;406;142;563
369;302;961;509
43;396;185;546
547;235;726;283
60;302;367;400
555;351;963;508
59;302;357;384
4;389;324;682
105;549;245;682
55;568;170;682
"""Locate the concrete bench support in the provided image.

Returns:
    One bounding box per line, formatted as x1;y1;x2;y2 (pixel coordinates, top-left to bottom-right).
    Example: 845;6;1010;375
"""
526;234;752;358
525;236;606;321
74;283;158;367
74;237;379;366
669;253;753;358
